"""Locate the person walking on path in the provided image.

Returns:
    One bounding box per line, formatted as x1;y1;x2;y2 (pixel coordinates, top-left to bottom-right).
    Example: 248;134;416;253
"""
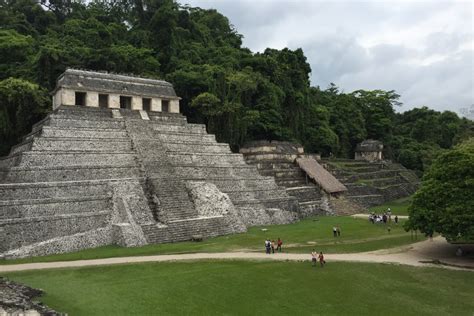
311;249;318;267
265;239;271;254
271;240;275;254
319;252;325;267
394;216;398;225
277;238;283;252
333;226;337;237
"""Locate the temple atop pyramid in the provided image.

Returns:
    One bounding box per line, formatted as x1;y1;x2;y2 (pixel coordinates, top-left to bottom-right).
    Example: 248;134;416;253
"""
0;70;303;258
51;69;180;112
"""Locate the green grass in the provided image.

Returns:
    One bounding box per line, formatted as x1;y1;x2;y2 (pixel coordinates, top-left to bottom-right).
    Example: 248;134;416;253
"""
368;196;413;215
4;261;474;315
2;216;423;265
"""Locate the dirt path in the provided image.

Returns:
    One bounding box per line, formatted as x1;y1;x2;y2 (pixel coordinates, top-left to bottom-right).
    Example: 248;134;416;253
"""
1;237;472;273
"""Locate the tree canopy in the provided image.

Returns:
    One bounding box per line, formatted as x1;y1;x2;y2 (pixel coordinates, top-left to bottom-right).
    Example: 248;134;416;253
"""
405;139;474;242
0;0;472;172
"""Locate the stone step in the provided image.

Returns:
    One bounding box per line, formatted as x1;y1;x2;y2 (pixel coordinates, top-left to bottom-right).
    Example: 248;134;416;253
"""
148;113;187;124
164;142;231;154
1;165;142;183
365;177;404;187
1;210;111;251
165;152;246;166
150;165;258;179
275;178;307;188
205;178;280;191
285;186;323;202
17;151;137;167
343;166;382;173
142;216;236;244
41;126;128;139
342;170;401;182
299;200;325;217
149;123;207;134
379;183;416;201
247;161;298;170
349;194;385;208
31;137;133;152
259;168;304;179
225;188;289;201
0;196;110;220
233;196;299;211
0;181;110;200
153;132;217;143
55;106;113;118
48;116;126;129
345;184;381;196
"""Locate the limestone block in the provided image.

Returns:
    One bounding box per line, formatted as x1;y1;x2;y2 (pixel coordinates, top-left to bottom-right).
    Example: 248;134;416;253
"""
151;98;162;112
131;96;142;110
61;88;75;106
52;90;62;110
2;227;114;259
86;91;99;107
170;99;180;113
109;94;120;108
186;181;246;232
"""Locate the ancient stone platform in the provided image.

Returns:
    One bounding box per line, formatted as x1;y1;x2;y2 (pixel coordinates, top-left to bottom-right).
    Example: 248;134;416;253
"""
322;159;419;207
0;106;298;258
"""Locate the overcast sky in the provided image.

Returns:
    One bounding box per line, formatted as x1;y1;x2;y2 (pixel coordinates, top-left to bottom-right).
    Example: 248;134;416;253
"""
183;0;473;114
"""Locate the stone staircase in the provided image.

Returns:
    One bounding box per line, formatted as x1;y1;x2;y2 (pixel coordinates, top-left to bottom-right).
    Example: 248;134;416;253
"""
243;156;325;217
0;106;298;257
322;159;419;207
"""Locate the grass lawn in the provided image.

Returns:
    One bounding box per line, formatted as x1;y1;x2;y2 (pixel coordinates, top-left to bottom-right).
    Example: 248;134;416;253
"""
4;261;474;315
1;216;424;265
369;196;413;216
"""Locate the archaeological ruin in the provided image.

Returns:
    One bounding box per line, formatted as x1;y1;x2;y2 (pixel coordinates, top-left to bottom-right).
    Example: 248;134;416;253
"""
0;69;419;259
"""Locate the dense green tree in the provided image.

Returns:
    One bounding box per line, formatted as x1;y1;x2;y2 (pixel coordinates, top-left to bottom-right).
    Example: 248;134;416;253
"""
0;0;471;171
405;139;474;242
0;78;49;154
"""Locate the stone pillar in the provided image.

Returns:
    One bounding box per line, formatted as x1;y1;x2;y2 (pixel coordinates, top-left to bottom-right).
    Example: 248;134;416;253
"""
61;89;75;106
169;99;180;113
53;90;61;110
86;91;99;107
151;98;162;112
131;96;142;110
109;94;120;109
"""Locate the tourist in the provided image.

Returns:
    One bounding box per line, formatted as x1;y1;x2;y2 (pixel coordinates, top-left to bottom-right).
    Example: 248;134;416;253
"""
382;214;387;224
394;216;398;224
277;238;283;252
265;239;271;254
311;249;318;267
336;226;341;237
333;226;337;237
271;240;275;254
319;252;325;267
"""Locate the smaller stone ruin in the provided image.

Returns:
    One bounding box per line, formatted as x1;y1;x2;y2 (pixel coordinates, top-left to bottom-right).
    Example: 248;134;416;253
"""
354;140;383;162
0;277;61;315
240;141;360;216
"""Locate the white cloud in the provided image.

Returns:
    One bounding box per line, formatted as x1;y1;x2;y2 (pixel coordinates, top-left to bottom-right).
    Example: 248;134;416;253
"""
183;0;474;114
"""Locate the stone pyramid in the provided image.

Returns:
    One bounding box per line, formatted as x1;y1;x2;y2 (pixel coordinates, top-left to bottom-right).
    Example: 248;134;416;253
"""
0;70;298;258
